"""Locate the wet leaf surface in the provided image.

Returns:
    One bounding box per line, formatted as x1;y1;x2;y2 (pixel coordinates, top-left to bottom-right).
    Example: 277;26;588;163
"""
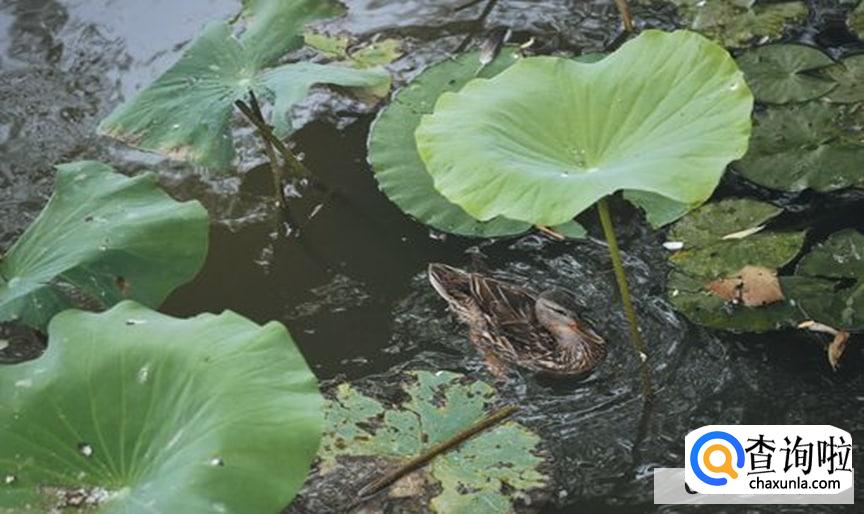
0;161;208;330
666;198;806;331
0;301;322;513
784;229;864;331
735;102;864;192
98;0;390;170
415;30;752;226
736;44;836;104
310;370;547;514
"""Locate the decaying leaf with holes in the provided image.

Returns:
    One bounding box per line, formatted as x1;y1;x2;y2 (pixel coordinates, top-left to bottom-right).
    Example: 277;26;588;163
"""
293;370;548;514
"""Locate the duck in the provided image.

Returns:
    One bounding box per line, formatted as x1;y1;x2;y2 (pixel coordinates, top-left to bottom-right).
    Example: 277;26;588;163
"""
428;263;606;379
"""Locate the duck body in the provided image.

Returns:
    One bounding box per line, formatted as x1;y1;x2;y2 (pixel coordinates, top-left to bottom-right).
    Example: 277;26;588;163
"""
428;263;606;378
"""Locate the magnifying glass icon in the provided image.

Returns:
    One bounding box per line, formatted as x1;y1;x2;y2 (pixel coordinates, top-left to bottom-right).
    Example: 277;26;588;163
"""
702;443;738;479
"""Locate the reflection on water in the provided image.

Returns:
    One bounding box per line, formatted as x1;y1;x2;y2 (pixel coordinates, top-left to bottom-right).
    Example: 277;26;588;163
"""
0;0;862;511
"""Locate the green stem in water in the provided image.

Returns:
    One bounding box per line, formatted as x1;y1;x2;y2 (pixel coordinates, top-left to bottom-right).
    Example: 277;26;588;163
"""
596;197;652;397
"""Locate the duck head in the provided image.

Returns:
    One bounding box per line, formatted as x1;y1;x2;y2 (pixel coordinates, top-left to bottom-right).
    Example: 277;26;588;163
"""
535;290;604;350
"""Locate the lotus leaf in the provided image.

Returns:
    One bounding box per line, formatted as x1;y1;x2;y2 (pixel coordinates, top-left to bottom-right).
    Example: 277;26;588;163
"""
415;30;752;226
735;102;864;192
665;0;809;48
0;301;322;513
99;0;390;170
736;44;836;104
823;54;864;104
850;1;864;38
319;370;547;513
666;199;806;331
369;48;585;237
784;230;864;332
0;161;208;330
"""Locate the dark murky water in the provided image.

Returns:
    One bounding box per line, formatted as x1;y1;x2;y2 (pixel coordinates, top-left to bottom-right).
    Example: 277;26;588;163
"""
1;0;862;512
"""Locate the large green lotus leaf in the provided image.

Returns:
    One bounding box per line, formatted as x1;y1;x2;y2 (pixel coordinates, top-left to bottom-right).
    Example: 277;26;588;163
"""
319;370;547;513
666;198;805;331
666;0;809;48
823;54;864;104
369;48;584;237
736;44;836;104
0;161;208;330
850;1;864;38
415;30;753;226
0;301;322;513
784;230;864;331
99;11;389;170
735;102;864;192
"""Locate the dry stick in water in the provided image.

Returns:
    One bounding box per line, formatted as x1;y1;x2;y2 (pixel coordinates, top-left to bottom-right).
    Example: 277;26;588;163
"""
233;99;311;180
353;405;520;505
615;0;635;32
455;0;501;53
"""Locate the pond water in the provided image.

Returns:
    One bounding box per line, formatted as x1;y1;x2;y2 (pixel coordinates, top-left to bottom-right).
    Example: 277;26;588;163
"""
0;0;862;512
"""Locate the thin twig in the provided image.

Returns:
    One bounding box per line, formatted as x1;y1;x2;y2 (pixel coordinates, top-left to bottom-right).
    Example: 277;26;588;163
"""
247;91;287;210
535;224;565;241
234;99;311;179
455;0;501;53
614;0;635;33
351;405;519;507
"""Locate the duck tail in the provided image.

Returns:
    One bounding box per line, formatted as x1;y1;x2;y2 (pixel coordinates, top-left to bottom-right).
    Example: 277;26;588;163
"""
428;263;470;301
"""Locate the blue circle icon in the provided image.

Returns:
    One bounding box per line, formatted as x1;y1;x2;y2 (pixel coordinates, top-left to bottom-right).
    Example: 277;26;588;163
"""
689;430;745;486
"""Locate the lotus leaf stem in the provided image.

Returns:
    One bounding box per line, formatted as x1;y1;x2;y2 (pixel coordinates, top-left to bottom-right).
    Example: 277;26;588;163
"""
596;197;652;398
352;404;519;506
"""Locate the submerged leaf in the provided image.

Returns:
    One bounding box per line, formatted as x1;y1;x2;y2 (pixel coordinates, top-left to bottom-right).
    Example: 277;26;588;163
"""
735;102;864;192
0;301;322;513
99;2;389;170
666;0;809;48
317;370;547;513
416;30;752;226
666;199;805;331
784;229;864;332
736;44;836;104
0;161;208;330
368;48;584;237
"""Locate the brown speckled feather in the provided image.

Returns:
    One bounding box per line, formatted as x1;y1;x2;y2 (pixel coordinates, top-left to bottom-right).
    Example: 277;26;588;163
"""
428;263;606;377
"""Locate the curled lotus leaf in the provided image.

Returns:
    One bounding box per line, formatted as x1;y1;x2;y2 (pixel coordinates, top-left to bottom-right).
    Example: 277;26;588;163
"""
0;301;322;513
316;370;547;513
736;44;836;104
0;161;208;330
735;102;864;192
415;30;752;227
665;198;806;332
